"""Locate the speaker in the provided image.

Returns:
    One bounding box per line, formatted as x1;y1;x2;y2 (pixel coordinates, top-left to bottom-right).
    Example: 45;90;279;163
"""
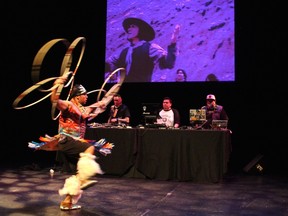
243;154;265;174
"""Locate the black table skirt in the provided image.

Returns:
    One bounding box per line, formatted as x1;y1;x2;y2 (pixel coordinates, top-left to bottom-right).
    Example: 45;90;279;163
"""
85;127;231;183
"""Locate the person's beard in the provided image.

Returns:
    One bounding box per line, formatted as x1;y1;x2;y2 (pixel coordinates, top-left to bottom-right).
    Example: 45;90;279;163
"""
207;103;215;110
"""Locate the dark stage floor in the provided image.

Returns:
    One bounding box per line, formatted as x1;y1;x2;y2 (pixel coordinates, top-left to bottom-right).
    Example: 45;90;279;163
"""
1;167;288;216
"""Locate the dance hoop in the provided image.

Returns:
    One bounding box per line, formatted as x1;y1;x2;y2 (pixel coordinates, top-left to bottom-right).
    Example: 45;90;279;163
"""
31;38;69;90
13;37;86;119
12;76;60;109
51;37;86;120
88;67;126;121
13;37;126;123
86;89;108;119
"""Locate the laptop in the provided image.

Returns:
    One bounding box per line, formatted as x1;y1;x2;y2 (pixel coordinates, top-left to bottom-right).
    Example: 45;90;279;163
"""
189;109;206;122
141;103;160;125
211;120;228;129
189;109;207;128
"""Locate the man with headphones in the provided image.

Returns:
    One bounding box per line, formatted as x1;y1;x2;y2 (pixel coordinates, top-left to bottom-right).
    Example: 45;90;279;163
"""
107;94;131;125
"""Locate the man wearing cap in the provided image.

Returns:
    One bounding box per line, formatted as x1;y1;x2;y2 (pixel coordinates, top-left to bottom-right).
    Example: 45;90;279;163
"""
52;75;106;210
201;94;229;129
105;17;180;82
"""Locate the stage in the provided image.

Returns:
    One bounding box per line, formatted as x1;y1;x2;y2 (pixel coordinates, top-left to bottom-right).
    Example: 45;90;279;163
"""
0;167;287;216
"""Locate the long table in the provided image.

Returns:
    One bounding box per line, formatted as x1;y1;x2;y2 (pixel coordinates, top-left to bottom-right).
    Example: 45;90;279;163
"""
85;127;231;183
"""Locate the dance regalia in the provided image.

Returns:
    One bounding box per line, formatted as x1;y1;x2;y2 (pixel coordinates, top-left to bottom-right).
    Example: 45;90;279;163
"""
28;133;113;156
28;102;114;156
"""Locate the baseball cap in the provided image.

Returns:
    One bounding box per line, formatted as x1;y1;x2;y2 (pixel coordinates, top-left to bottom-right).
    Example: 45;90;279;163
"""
206;94;216;100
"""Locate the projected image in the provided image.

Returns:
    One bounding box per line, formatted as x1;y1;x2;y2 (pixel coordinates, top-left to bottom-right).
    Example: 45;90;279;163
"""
105;0;234;83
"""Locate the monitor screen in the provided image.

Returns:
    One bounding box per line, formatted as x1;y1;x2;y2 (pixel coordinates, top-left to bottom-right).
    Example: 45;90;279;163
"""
189;109;206;122
141;103;160;124
105;0;235;83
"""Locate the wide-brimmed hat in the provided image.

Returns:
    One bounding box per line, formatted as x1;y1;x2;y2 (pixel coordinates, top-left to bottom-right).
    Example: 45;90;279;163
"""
122;17;155;41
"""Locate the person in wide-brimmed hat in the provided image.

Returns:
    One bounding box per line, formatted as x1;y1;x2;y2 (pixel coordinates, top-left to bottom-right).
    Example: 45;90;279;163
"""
122;17;155;41
105;17;180;83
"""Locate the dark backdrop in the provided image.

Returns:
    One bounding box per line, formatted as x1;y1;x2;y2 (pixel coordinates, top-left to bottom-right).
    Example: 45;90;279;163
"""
2;1;286;174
